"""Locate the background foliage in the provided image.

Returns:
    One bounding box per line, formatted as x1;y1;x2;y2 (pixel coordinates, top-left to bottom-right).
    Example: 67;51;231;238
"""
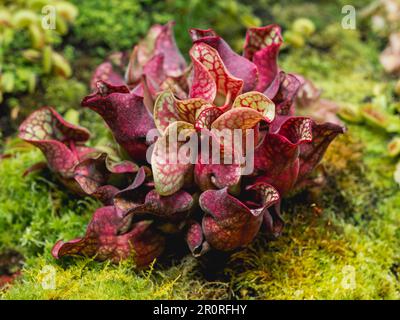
0;0;76;103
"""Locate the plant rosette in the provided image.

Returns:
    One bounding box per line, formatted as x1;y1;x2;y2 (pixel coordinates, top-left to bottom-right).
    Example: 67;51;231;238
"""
20;22;345;268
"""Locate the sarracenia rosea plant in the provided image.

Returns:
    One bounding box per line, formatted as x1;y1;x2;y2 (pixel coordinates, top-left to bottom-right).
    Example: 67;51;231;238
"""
19;22;345;268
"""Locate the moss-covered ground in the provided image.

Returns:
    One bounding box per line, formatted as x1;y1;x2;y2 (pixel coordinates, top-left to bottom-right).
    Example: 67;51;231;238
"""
1;1;399;299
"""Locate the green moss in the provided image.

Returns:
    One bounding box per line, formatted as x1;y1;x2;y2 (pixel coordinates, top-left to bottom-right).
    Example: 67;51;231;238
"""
69;0;151;57
2;122;399;299
227;217;399;299
281;25;382;104
225;128;400;299
0;142;98;256
0;141;227;300
2;257;200;300
69;0;260;60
